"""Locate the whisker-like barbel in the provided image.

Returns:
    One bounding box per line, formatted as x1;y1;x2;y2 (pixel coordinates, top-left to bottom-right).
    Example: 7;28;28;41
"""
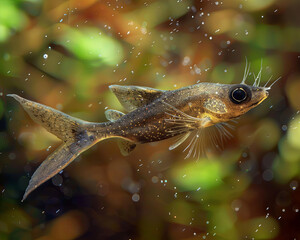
242;57;251;84
267;76;282;89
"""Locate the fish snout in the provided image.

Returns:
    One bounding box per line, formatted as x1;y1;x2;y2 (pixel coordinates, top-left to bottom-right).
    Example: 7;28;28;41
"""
257;87;269;99
265;90;269;98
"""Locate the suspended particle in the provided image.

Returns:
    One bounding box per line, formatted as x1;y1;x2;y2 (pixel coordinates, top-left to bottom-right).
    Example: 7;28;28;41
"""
132;193;140;202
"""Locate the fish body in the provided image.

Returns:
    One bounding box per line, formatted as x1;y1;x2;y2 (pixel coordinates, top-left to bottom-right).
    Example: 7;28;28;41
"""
93;83;268;143
8;81;269;200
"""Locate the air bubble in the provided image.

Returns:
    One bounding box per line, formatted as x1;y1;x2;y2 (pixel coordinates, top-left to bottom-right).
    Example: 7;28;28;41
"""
290;180;298;190
281;125;288;131
132;193;140;202
151;176;159;183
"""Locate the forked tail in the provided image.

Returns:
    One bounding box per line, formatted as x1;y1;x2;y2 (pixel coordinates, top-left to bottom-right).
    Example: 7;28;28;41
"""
8;94;101;201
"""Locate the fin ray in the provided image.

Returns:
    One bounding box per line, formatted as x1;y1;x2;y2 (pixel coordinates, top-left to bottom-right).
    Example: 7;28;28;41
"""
169;122;235;158
169;132;191;150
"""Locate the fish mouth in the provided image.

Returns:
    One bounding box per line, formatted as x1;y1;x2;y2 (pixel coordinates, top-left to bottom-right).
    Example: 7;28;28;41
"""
257;91;269;105
249;91;269;108
259;88;269;102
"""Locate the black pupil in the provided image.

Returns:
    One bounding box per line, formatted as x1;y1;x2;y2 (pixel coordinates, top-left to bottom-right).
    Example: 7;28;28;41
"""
232;88;246;102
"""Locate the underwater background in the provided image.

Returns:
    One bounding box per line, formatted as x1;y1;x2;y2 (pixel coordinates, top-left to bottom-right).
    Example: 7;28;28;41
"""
0;0;299;239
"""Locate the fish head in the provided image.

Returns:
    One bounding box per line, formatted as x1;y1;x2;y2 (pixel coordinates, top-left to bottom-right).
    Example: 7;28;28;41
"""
202;83;269;123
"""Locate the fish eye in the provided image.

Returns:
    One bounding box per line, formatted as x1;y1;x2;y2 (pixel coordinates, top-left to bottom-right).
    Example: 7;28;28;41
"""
229;86;250;104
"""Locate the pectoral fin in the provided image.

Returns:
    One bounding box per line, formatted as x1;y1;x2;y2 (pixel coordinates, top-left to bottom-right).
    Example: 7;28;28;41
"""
109;85;165;111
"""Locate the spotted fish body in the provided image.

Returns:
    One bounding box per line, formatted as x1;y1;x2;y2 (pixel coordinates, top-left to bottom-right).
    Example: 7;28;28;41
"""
8;82;269;200
99;83;268;143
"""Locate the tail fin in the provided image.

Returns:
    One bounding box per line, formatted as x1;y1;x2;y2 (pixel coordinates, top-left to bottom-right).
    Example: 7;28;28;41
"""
8;94;88;142
8;94;97;201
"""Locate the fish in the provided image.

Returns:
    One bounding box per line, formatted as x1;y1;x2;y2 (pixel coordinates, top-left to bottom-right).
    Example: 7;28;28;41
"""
8;63;279;201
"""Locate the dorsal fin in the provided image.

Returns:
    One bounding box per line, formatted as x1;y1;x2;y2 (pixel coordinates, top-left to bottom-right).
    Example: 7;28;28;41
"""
109;85;165;112
104;109;136;156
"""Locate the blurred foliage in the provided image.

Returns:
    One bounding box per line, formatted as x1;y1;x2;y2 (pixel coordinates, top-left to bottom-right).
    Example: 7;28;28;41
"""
0;0;300;239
